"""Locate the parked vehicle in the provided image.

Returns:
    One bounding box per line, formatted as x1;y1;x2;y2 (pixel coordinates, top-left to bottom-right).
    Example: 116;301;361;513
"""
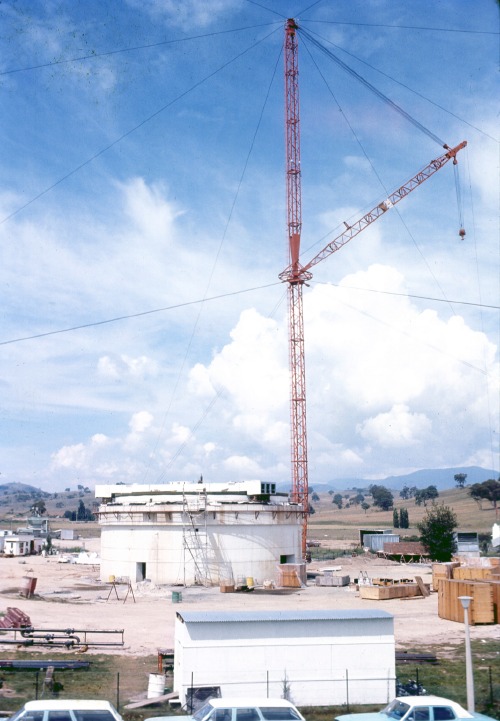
8;700;123;721
148;697;305;721
335;695;496;721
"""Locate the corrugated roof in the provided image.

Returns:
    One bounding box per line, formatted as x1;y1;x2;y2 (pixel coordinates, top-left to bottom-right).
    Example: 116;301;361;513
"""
176;609;393;623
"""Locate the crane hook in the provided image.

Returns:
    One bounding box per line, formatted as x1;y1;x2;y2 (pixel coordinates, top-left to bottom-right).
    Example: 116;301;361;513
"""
458;228;466;240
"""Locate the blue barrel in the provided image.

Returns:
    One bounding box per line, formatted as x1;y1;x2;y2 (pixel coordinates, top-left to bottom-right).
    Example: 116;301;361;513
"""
172;591;182;603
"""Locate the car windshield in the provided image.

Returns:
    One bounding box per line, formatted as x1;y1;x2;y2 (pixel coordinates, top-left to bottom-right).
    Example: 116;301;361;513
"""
382;701;411;720
9;712;44;721
193;703;215;721
259;708;302;721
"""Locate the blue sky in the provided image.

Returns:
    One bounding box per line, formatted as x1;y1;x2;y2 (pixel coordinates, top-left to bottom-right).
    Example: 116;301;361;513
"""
1;0;498;492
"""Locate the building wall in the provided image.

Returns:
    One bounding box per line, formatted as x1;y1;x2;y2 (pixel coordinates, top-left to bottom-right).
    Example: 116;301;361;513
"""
98;502;302;586
4;535;35;556
173;611;395;707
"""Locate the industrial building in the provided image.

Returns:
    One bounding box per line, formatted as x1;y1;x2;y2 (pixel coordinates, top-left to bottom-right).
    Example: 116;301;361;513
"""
172;609;395;707
95;481;303;587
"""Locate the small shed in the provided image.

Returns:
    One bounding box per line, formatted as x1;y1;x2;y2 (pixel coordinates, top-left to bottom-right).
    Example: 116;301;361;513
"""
173;609;395;707
3;534;44;556
454;531;480;557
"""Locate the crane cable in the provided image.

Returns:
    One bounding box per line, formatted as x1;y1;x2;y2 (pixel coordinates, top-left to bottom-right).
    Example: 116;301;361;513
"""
299;34;459;316
298;27;446;148
154;35;283;481
299;25;469;237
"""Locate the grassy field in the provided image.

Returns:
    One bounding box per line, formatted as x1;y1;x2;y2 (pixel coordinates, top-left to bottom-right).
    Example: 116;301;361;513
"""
308;486;498;542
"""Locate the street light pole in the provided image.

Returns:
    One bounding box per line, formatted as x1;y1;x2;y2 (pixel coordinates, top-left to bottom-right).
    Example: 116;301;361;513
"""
458;595;475;713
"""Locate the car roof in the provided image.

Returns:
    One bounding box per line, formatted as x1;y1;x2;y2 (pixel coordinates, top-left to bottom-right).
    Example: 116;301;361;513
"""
23;701;115;711
205;700;298;709
393;697;472;718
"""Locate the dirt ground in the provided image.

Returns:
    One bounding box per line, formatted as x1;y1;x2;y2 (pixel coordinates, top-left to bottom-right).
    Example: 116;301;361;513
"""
1;538;499;657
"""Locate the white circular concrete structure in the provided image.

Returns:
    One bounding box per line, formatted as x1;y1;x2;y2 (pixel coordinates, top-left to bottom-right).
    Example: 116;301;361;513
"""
96;481;303;586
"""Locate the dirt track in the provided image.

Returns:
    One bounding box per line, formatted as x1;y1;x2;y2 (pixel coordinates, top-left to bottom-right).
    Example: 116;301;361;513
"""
1;538;499;657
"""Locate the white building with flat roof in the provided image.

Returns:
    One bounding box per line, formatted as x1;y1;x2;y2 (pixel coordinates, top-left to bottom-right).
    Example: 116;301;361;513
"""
95;481;303;587
172;609;395;707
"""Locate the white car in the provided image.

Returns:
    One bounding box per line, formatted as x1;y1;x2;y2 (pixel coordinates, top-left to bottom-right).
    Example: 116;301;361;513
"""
335;696;496;721
8;700;123;721
148;697;305;721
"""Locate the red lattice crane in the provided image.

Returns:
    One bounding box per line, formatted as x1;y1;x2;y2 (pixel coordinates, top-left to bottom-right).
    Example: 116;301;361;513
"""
282;18;466;558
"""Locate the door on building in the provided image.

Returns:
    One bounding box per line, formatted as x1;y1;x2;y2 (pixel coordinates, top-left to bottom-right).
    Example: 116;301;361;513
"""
136;562;146;581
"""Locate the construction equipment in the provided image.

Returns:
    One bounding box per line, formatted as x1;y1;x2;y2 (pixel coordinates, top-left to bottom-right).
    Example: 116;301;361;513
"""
282;18;466;557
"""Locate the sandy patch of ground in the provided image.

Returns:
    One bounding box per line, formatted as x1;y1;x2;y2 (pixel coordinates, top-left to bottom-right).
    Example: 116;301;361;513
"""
0;538;498;657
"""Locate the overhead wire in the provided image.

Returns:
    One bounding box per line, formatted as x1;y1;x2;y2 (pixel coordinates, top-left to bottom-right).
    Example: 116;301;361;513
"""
154;32;283;481
0;22;281;76
1;26;280;226
1;281;496;349
299;24;498;143
305;19;499;35
298;26;446;147
464;150;498;470
298;30;461;316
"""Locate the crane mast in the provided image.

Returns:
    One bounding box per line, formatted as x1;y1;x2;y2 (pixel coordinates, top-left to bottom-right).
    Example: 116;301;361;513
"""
282;19;466;560
285;19;309;545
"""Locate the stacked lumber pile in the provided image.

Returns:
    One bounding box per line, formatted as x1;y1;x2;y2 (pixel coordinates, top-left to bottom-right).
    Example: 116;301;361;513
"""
359;576;430;600
0;607;32;628
435;559;500;625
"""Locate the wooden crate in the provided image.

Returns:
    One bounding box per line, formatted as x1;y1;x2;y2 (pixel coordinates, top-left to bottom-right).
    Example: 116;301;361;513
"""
359;583;425;600
438;579;494;624
453;566;495;581
490;581;500;623
432;562;460;591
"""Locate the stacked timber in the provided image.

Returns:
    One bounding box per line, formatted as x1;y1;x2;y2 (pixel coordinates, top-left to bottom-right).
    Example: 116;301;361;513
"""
359;582;429;600
438;578;494;624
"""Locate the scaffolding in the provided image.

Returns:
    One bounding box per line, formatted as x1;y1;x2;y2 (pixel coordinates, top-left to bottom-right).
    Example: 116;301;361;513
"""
181;491;234;587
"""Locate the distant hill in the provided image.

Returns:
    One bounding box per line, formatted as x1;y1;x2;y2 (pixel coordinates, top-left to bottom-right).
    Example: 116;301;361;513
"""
279;466;498;493
0;482;50;497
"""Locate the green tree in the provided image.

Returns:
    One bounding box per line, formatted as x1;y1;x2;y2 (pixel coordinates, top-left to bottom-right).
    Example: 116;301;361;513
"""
468;478;500;512
417;504;458;561
399;507;409;529
415;485;439;506
361;502;370;514
30;500;46;516
311;492;320;502
393;508;400;528
332;493;343;509
454;473;467;488
370;484;394;511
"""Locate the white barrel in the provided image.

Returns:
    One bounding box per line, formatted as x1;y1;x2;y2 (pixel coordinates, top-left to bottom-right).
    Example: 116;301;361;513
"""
147;673;166;698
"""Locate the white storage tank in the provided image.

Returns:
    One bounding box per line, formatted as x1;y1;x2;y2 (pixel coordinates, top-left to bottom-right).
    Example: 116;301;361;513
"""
96;481;303;587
